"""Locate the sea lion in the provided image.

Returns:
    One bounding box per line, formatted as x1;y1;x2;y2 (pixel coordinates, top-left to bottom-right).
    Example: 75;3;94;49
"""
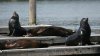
65;18;93;46
27;26;73;37
8;11;26;36
65;27;82;46
1;39;49;50
80;18;93;45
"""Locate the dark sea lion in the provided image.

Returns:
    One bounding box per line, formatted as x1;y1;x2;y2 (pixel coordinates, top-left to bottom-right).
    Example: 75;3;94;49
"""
80;18;93;45
8;11;26;36
1;39;49;50
27;26;73;37
65;27;82;46
65;18;93;46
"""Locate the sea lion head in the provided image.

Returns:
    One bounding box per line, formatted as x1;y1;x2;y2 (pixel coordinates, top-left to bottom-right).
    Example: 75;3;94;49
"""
13;11;19;18
80;18;89;26
11;11;21;28
11;11;19;22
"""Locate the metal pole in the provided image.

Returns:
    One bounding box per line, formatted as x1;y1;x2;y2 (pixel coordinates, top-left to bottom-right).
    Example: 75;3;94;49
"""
29;0;36;25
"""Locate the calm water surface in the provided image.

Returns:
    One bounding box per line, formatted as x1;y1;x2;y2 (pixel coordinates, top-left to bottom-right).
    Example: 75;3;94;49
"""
0;0;100;29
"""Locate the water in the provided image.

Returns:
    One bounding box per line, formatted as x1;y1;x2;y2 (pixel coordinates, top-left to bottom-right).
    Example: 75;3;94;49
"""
0;1;29;26
0;0;100;29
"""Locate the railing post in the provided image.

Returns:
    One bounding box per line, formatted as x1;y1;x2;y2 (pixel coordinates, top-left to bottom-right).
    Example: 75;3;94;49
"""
29;0;36;25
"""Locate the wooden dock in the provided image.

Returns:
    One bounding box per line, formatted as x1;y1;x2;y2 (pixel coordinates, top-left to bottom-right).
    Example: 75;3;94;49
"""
0;26;100;56
1;45;100;56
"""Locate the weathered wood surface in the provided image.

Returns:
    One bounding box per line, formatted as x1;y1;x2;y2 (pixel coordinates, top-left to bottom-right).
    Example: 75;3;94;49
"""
29;0;36;25
0;26;100;56
0;26;100;44
1;45;100;56
0;26;100;45
0;34;100;42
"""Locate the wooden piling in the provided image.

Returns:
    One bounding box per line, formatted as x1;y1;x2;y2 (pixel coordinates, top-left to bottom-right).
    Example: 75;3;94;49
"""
29;0;36;25
11;0;17;2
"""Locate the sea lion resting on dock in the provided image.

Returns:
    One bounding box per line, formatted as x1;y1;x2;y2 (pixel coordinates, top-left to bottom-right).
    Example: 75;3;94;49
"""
80;18;93;45
0;39;49;50
27;26;74;37
8;11;26;36
65;18;93;46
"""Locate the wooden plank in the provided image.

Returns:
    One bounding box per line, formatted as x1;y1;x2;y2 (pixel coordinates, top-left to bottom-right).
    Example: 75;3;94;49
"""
1;26;100;56
91;34;100;42
0;51;3;56
0;26;100;42
0;34;100;42
2;45;100;56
